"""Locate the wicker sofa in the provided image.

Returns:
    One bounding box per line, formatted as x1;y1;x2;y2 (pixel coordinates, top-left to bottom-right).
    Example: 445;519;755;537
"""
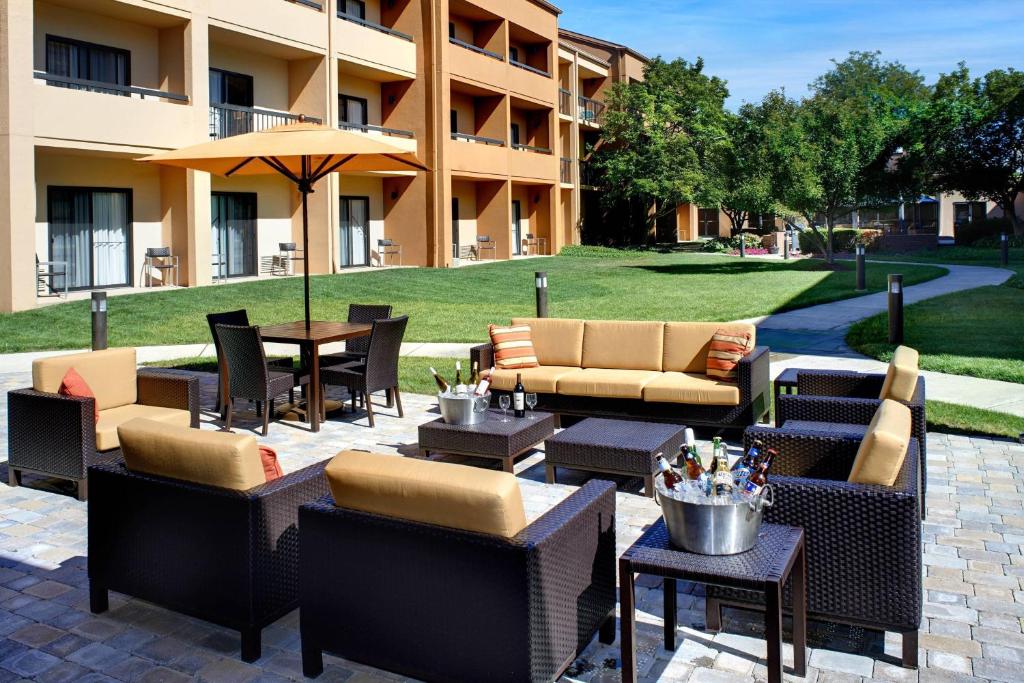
471;318;770;429
7;348;199;500
88;419;329;662
299;451;617;682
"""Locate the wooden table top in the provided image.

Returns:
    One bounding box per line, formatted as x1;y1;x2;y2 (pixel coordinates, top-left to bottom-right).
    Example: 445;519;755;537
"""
258;320;372;344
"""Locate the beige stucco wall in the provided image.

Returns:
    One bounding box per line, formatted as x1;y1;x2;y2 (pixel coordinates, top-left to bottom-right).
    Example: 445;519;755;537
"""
209;42;290;112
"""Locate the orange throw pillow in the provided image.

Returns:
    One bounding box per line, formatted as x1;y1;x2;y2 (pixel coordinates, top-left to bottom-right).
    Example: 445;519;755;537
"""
706;329;753;383
488;324;539;370
258;445;284;483
59;368;100;423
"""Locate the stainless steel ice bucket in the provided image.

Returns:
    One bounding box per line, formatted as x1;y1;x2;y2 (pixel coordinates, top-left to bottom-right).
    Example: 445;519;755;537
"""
438;392;491;425
658;486;773;555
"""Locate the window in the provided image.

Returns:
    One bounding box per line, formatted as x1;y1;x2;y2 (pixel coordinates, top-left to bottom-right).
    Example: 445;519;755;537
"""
509;46;520;63
343;0;366;19
211;193;257;279
451;198;460;259
48;187;132;290
45;35;130;95
450;110;458;135
340;197;370;268
339;95;368;129
510;123;521;146
448;22;456;39
697;208;719;238
209;68;253;107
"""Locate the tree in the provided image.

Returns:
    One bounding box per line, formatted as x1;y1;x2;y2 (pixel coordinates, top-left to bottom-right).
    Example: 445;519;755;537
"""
915;65;1024;235
789;52;929;263
597;57;729;242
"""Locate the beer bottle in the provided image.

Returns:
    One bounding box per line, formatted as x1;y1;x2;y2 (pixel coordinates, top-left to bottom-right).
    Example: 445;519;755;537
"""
682;449;711;494
713;452;734;496
742;448;777;497
656;454;684;491
732;439;762;484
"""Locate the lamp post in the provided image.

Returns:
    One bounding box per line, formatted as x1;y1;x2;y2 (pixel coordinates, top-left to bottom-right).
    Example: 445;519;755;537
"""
855;244;866;292
1001;233;1009;267
535;271;548;318
888;274;904;345
91;292;108;351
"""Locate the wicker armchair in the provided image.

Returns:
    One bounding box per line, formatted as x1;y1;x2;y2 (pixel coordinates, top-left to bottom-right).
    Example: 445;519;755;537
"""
318;303;393;368
7;367;199;501
320;315;408;428
706;427;922;669
299;479;617;681
216;324;299;435
88;458;329;662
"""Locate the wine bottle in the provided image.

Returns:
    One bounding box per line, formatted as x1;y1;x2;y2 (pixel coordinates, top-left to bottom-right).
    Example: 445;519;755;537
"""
474;366;495;396
469;361;481;388
454;361;467;394
429;367;450;395
513;373;526;417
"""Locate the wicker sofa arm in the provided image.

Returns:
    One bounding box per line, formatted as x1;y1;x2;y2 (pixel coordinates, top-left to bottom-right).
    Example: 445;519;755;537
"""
795;370;884;398
7;388;96;478
743;425;863;480
470;343;494;373
776;394;883;427
137;369;201;427
738;345;771;401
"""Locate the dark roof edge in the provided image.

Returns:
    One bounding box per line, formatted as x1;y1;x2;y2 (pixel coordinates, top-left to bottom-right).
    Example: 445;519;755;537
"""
557;28;650;63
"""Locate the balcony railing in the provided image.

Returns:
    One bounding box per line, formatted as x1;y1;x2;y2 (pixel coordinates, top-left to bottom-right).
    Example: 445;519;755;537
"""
33;71;188;103
560;157;572;184
449;36;503;61
451;132;504;146
559;88;572;116
578;95;605;124
511;142;551;154
286;0;322;9
579;159;600;187
209;103;321;140
510;59;550;78
339;121;415;139
337;11;414;42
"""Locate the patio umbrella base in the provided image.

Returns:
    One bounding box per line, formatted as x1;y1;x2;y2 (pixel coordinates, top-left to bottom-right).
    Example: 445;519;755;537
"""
275;399;347;423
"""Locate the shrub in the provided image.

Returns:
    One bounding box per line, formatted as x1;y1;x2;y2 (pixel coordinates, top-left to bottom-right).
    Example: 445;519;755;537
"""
559;245;649;258
729;247;770;256
955;217;1012;245
972;234;1024;248
798;228;881;255
701;237;731;253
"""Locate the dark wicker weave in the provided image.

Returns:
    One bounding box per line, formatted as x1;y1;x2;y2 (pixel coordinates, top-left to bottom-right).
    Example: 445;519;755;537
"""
88;458;329;662
775;369;927;507
418;410;555;472
319;303;393;367
705;426;922;669
6;369;199;501
620;521;806;683
319;315;408;428
545;418;686;497
299;479;617;681
216;324;298;435
470;344;771;430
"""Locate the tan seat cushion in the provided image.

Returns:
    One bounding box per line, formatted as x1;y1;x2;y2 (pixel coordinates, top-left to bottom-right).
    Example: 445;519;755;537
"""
326;450;527;538
663;322;756;373
118;418;265;491
488;366;582;393
96;404;193;451
581;320;665;371
879;346;920;402
556;368;660;399
510;317;584;367
642;372;741;406
33;347;137;410
848;399;912;486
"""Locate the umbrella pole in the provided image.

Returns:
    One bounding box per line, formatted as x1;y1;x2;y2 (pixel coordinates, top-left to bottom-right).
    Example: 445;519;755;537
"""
301;157;312;331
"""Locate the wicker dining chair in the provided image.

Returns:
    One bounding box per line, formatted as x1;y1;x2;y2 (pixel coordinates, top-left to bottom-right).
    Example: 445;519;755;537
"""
320;315;408;428
216;324;298;435
319;304;393;369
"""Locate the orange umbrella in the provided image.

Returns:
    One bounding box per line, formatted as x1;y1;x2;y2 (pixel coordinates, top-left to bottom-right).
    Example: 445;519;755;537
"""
141;121;428;329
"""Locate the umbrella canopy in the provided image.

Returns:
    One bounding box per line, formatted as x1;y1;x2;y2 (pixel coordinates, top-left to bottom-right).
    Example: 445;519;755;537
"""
140;122;428;329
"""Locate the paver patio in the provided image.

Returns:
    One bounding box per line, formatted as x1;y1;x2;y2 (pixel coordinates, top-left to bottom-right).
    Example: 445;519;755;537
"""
0;369;1022;681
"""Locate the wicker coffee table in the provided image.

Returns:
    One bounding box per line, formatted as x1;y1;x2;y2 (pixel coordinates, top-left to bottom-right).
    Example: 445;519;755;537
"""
619;520;807;683
417;409;555;473
544;418;686;497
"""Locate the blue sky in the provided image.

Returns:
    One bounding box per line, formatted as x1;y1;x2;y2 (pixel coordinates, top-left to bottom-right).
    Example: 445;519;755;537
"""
555;0;1024;108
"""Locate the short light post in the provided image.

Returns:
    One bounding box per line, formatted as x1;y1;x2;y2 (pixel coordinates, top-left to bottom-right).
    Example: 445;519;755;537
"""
1001;233;1009;267
888;274;904;345
855;244;866;292
535;271;548;318
91;291;108;351
738;233;746;258
783;232;790;260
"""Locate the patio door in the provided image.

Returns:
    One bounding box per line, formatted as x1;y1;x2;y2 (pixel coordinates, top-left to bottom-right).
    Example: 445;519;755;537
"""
511;200;523;255
48;187;131;291
451;198;460;259
697;207;719;238
211;192;257;279
339;196;370;268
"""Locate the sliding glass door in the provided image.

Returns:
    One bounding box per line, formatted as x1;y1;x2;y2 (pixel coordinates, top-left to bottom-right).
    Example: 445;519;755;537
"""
511;200;523;255
211;192;257;279
48;188;131;291
45;35;130;95
339;196;370;268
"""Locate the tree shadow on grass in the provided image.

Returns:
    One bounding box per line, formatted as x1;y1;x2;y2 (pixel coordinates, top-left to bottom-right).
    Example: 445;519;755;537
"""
626;259;849;277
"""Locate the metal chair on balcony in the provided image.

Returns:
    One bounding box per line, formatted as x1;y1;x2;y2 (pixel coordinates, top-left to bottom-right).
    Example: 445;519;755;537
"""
475;235;497;260
144;247;179;287
524;233;547;256
377;239;402;267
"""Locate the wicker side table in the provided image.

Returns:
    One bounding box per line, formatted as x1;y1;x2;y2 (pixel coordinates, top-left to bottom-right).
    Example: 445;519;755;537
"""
619;520;806;683
417;410;555;473
544;418;686;497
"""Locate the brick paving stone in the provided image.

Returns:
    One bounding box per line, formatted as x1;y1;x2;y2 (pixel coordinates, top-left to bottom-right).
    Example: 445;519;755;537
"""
7;622;64;649
66;642;130;671
136;667;193;683
34;661;90;683
0;648;60;677
924;650;972;674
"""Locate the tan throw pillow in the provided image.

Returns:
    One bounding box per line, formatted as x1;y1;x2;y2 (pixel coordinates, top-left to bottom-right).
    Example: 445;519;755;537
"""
488;324;539;370
879;345;920;402
705;328;754;382
848;399;912;486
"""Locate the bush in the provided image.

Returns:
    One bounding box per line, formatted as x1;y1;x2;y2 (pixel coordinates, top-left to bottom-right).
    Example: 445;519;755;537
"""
559;245;649;258
956;217;1012;245
729;247;770;256
798;228;881;255
733;232;765;249
972;234;1024;248
701;237;731;253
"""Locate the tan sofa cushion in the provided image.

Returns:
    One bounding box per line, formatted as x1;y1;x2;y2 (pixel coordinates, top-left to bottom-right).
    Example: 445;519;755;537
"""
557;368;660;399
581;320;665;371
97;404;193;451
879;345;920;402
663;322;756;374
33;347;137;411
118;418;265;491
326;450;527;538
489;366;582;393
510;318;584;367
642;372;741;406
848;400;912;486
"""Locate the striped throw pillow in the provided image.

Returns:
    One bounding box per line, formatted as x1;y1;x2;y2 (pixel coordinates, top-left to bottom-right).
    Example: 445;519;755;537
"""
706;329;753;382
488;324;539;370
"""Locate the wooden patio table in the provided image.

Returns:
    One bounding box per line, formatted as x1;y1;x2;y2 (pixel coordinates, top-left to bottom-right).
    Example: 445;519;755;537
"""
258;320;371;433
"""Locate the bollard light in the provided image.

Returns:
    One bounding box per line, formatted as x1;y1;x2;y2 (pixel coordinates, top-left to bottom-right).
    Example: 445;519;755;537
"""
738;234;746;258
535;271;548;318
1001;233;1009;267
783;233;790;260
855;244;866;291
888;274;904;345
91;291;108;351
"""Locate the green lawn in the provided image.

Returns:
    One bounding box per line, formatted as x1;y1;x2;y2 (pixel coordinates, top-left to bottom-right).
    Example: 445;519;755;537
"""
926;401;1024;440
1;253;944;353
